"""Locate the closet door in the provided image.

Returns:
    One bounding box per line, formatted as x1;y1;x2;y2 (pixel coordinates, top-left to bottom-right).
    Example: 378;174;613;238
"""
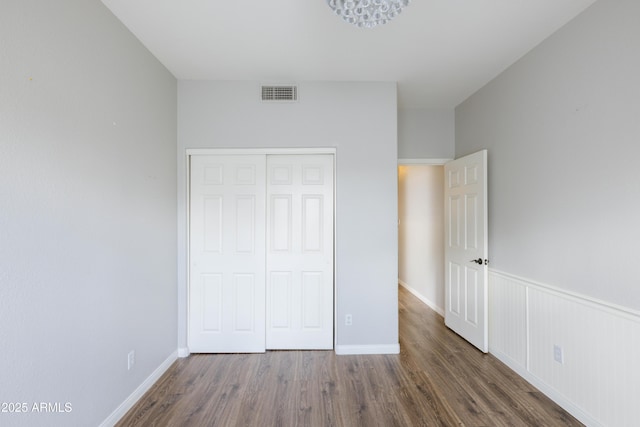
266;154;334;349
188;155;266;353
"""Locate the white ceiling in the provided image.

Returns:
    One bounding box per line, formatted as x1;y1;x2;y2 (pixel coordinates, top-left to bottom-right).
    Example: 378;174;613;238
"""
101;0;597;109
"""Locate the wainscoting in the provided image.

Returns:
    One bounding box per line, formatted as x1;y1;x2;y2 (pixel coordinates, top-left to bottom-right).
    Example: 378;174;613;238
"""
489;269;640;427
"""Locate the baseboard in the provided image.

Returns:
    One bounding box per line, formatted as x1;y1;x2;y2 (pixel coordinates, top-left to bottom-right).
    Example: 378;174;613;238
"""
490;348;602;427
177;347;190;358
99;350;178;427
398;280;444;317
335;344;400;355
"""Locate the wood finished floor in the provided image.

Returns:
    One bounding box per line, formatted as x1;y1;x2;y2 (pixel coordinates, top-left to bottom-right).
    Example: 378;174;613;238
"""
116;287;582;426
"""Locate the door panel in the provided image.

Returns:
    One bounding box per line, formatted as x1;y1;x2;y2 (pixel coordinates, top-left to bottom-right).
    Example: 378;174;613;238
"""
444;150;488;353
202;274;222;331
301;272;323;328
271;195;292;252
203;196;223;252
266;154;334;350
235;196;256;253
302;195;323;251
269;272;291;328
189;155;266;353
449;263;461;315
233;274;256;331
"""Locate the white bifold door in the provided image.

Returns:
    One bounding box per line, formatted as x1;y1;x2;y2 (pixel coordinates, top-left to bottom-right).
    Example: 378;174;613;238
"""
189;153;334;353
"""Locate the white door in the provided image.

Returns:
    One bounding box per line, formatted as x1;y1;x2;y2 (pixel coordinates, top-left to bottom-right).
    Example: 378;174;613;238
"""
444;150;488;353
266;155;334;349
189;155;266;353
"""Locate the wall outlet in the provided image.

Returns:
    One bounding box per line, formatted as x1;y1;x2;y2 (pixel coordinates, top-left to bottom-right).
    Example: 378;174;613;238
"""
127;350;135;370
345;314;353;326
553;345;564;364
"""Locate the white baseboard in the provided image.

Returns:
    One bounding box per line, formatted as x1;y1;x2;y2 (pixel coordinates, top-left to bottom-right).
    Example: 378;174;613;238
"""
99;350;177;427
490;347;601;427
398;280;444;317
177;347;190;358
335;344;400;355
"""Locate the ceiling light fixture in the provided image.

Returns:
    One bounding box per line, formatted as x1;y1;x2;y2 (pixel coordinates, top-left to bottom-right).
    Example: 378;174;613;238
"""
326;0;410;28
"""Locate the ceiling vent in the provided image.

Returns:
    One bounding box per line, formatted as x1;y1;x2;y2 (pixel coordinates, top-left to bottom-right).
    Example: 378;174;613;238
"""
261;85;298;102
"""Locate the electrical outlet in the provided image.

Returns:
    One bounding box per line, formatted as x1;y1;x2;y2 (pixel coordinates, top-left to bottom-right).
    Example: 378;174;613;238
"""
127;350;135;370
345;314;353;326
553;345;564;364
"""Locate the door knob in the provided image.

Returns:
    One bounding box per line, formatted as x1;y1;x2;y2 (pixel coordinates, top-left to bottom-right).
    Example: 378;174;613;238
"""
471;258;488;265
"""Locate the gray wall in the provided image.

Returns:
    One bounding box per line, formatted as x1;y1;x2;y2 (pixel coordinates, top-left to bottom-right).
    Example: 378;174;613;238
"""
0;1;177;426
456;0;640;310
398;108;454;159
177;81;399;351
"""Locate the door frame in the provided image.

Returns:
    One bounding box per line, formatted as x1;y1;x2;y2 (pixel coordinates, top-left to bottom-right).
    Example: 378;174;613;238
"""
184;147;337;354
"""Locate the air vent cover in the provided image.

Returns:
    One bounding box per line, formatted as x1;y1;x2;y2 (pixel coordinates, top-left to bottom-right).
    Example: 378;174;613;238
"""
261;85;298;101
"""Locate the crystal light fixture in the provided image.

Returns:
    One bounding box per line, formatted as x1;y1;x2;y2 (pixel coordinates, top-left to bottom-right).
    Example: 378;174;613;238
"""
326;0;410;28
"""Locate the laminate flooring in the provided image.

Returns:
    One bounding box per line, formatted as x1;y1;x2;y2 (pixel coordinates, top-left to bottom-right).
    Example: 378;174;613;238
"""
116;286;582;426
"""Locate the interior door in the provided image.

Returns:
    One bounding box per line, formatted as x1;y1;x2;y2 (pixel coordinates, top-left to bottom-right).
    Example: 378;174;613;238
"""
266;154;334;349
189;155;266;353
444;150;488;353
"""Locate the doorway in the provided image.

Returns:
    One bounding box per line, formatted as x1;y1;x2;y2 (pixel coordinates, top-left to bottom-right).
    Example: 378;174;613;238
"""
397;164;445;316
